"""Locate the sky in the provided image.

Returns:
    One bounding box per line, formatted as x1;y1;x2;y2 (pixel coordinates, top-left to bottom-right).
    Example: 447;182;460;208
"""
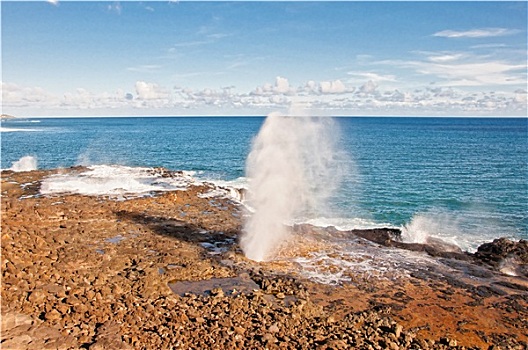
1;0;527;117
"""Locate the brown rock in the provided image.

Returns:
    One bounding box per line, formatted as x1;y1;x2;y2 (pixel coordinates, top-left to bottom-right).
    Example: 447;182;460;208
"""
1;334;33;349
234;326;246;335
27;290;47;304
268;323;280;333
45;309;62;321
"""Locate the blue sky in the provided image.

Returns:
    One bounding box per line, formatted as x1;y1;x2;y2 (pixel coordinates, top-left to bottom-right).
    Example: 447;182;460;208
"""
2;1;527;116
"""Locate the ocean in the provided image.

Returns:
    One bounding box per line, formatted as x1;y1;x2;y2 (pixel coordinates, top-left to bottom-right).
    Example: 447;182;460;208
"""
2;116;527;254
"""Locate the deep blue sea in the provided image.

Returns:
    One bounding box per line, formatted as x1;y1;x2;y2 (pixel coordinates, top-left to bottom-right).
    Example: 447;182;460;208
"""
2;117;527;251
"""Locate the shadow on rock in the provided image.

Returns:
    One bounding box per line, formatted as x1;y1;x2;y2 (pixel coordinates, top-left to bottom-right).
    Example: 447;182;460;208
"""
114;210;239;251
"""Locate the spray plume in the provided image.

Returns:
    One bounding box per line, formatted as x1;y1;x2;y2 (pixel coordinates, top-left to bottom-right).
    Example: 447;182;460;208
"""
241;112;346;261
10;156;38;172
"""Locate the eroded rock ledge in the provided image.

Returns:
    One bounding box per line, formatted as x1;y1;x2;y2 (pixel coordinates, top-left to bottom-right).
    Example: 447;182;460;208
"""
348;227;527;277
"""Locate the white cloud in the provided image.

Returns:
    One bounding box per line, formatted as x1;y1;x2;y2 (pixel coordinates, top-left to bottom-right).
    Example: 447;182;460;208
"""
135;81;169;100
377;51;527;88
300;79;351;95
359;80;378;94
319;80;347;94
47;0;59;6
348;72;397;83
514;89;528;104
470;43;507;49
274;76;291;94
3;78;526;117
251;76;294;96
427;53;465;63
433;28;520;38
414;60;526;87
303;80;318;94
1;82;59;107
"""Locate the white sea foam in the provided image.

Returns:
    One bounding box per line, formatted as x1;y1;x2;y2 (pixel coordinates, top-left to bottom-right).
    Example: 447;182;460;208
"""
0;127;41;132
298;216;394;231
208;177;249;191
38;164;249;202
198;186;244;202
199;177;248;202
40;165;195;199
401;210;499;253
291;235;442;285
241;112;347;261
9;156;38;172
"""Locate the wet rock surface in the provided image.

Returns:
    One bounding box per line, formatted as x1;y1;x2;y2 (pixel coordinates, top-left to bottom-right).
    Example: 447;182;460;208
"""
2;168;527;349
474;238;528;277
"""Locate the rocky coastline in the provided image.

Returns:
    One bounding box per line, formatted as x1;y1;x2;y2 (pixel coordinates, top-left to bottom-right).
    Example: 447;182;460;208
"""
1;167;527;349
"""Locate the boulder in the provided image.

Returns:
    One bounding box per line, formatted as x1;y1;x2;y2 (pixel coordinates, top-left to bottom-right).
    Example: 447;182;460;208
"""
474;238;528;277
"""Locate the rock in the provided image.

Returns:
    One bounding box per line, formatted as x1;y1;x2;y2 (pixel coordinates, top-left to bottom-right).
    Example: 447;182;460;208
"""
1;334;33;348
393;323;403;339
325;339;348;349
261;333;277;343
211;287;224;297
440;337;458;347
351;228;402;245
387;340;399;350
89;321;131;350
2;167;528;350
268;323;279;333
475;238;528;276
234;326;246;335
1;312;33;330
45;309;62;321
350;228;474;261
27;289;47;304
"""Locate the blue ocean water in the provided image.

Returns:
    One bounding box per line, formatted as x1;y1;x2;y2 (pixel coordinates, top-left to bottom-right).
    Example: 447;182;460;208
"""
2;117;527;250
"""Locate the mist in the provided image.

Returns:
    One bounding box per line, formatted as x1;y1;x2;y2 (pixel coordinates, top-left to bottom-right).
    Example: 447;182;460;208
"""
241;112;346;261
10;155;38;172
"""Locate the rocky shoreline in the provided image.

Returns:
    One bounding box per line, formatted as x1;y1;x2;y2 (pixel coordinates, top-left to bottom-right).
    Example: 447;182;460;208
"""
2;168;527;349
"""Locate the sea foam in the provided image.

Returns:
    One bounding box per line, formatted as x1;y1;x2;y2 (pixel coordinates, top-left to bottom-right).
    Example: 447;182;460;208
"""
40;165;195;199
39;164;246;202
0;127;41;132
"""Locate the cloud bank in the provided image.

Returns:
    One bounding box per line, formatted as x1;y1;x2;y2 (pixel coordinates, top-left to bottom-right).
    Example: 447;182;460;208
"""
2;75;526;117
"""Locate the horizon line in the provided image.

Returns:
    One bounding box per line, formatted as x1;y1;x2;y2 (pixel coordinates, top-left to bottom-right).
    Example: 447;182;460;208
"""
4;115;527;119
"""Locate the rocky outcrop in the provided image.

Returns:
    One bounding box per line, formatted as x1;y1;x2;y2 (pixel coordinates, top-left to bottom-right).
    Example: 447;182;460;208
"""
474;238;528;277
336;227;472;261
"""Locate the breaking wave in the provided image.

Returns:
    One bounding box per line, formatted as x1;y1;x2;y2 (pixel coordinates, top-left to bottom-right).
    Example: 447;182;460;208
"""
9;156;38;172
38;165;246;202
40;165;196;199
0;127;41;132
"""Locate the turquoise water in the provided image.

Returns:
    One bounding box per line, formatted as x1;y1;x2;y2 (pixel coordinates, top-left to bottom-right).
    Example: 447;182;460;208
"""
2;117;527;249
